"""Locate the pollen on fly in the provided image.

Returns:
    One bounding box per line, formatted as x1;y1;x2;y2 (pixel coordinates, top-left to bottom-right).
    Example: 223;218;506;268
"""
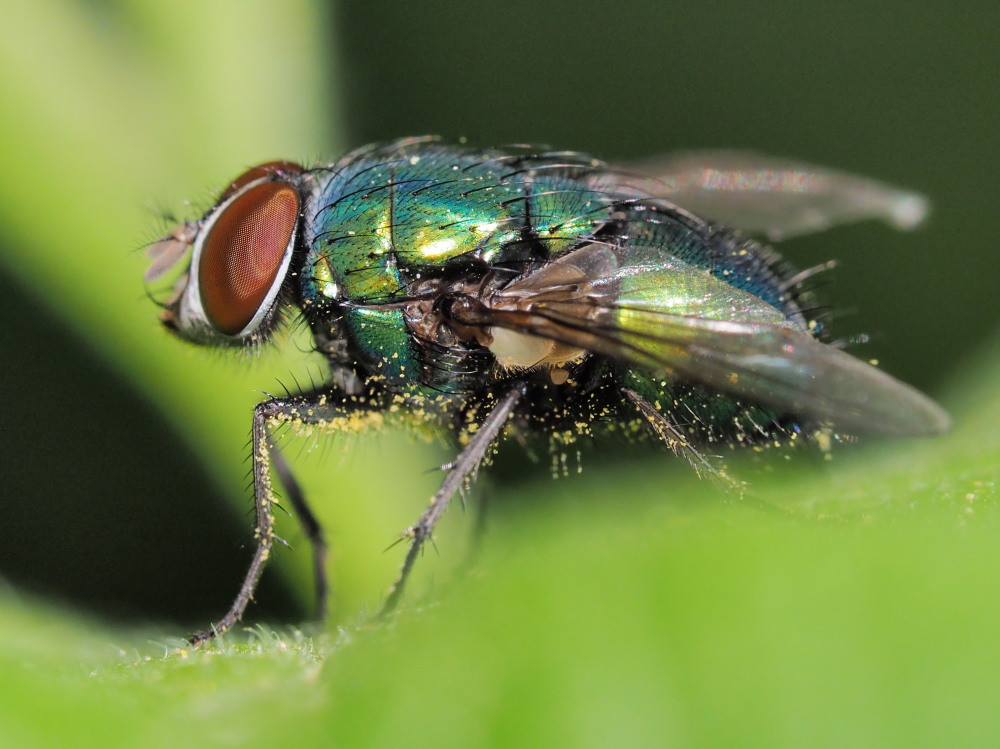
146;136;949;644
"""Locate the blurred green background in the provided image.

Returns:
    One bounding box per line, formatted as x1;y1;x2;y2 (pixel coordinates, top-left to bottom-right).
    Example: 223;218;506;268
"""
0;0;998;746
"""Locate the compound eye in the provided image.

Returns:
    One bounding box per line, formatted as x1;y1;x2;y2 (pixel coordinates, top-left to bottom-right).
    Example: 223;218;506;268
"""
198;181;300;336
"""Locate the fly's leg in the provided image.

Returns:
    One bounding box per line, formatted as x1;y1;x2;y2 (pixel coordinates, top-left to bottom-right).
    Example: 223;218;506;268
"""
269;441;328;622
189;399;280;645
190;392;383;645
622;387;740;491
380;385;525;616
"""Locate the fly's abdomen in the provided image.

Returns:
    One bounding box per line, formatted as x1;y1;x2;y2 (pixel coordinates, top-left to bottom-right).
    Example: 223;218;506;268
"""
601;205;825;445
614;204;806;321
621;368;794;448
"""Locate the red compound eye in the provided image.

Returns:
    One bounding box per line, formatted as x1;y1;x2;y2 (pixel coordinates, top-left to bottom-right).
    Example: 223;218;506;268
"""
198;181;300;336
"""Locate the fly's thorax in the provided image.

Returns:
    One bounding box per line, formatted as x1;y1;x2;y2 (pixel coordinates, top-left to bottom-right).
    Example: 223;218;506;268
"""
294;140;620;391
299;147;514;308
342;307;415;388
298;143;610;307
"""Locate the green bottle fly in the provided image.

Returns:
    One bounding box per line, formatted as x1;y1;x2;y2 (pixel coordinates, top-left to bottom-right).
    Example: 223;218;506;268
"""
147;137;949;642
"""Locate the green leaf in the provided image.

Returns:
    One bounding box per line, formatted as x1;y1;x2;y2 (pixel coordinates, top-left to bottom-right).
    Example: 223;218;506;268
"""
1;338;997;747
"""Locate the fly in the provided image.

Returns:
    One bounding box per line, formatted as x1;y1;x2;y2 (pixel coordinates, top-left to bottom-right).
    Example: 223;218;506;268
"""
146;137;949;643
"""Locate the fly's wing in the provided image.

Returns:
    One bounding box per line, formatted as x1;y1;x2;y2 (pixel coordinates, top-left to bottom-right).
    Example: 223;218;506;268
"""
472;242;949;437
604;151;929;241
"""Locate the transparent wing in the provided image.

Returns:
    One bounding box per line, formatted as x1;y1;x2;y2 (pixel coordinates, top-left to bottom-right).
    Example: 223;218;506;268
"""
606;151;929;241
461;242;949;437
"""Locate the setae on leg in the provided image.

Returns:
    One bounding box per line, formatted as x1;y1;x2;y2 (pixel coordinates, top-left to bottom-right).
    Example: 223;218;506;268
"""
380;385;525;616
190;391;384;645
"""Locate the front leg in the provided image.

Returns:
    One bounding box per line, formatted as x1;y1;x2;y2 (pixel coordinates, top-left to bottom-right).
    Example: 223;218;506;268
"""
190;391;384;645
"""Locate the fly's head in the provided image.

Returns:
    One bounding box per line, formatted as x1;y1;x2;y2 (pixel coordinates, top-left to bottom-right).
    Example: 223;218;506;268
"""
148;161;308;349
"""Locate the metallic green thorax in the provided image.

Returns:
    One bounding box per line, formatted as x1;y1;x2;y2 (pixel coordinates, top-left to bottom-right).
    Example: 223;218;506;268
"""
300;141;618;389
